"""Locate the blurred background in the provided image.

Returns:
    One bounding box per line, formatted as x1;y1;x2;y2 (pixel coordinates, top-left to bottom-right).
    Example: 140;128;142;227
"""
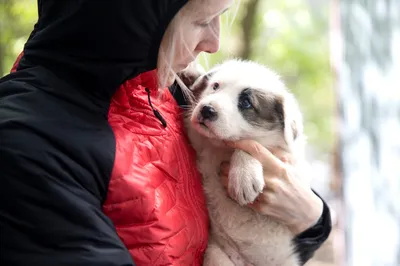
1;0;399;265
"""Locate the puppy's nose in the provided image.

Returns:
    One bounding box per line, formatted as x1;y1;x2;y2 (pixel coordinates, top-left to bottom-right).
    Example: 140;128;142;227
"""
200;105;218;121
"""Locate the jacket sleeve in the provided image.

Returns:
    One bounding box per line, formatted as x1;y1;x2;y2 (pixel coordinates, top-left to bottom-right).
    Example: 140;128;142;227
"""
0;83;135;266
293;190;333;265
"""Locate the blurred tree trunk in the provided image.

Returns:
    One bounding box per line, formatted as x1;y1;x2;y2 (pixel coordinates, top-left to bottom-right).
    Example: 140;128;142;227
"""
338;0;400;265
240;0;260;59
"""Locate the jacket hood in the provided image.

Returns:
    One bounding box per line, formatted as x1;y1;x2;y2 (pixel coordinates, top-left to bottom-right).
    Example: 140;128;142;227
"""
17;0;188;99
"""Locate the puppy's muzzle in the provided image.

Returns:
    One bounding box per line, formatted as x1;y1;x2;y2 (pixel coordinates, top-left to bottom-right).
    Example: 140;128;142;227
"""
198;105;218;122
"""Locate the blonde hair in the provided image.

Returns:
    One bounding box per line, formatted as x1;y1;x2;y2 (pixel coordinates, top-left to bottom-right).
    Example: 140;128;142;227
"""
157;0;240;99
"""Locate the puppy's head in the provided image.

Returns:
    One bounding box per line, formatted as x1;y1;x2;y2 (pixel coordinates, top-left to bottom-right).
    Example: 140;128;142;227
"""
180;59;303;151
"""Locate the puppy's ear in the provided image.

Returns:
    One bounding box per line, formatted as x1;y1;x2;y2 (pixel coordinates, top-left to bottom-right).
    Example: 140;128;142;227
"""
274;94;302;149
176;61;206;90
177;62;219;104
190;71;217;101
175;62;210;104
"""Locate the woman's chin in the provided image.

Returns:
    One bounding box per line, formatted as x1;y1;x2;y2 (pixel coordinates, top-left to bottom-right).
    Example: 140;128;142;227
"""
179;63;190;71
159;63;192;88
166;76;176;87
158;73;176;88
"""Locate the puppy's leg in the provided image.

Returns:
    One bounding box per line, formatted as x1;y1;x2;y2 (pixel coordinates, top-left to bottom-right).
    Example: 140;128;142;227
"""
228;149;264;206
203;240;235;266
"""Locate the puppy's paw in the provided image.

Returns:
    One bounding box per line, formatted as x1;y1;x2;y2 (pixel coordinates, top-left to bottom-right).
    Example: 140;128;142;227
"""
228;150;264;206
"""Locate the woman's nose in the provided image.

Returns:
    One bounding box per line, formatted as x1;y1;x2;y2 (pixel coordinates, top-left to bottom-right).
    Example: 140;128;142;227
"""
198;20;220;54
205;35;220;54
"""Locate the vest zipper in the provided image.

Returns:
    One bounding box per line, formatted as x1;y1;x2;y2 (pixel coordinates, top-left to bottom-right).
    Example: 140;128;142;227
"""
145;88;167;128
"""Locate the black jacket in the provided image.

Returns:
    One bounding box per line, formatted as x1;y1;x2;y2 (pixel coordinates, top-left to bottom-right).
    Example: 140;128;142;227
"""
0;1;331;265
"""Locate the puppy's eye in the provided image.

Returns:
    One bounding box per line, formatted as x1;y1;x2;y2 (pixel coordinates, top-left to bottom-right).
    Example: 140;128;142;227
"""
212;83;220;90
238;94;253;109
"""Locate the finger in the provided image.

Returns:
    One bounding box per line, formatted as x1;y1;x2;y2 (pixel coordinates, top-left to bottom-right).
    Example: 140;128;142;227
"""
247;192;276;215
267;146;286;156
226;140;284;174
263;178;280;192
220;161;230;176
280;157;289;163
220;174;229;189
268;147;291;164
248;198;266;213
247;200;261;211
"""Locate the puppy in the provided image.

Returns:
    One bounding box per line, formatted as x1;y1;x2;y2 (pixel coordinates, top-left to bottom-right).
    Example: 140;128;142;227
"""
177;59;311;266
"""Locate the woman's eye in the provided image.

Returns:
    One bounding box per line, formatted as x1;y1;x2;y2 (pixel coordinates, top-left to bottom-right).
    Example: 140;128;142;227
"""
212;83;220;90
196;21;210;28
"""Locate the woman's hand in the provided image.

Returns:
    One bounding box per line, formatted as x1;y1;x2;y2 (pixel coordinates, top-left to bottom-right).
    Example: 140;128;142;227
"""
220;140;323;235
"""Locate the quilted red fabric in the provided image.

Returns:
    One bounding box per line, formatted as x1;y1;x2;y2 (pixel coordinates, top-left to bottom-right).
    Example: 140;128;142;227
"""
102;70;209;265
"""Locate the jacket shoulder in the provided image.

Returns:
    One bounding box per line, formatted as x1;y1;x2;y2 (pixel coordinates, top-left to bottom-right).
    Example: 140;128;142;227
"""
0;77;134;266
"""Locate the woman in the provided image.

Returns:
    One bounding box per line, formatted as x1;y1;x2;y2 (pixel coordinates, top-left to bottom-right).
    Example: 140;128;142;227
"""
0;0;331;265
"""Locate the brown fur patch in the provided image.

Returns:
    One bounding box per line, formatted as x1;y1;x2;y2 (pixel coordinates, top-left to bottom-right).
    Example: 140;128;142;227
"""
191;75;209;100
190;71;217;101
177;71;199;89
239;89;285;131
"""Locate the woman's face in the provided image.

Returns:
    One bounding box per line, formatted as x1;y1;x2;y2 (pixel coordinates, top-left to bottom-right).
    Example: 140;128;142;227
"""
158;0;234;87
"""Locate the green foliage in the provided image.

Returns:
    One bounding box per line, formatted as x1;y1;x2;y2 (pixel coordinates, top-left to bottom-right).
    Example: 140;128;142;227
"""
0;0;37;75
1;0;334;154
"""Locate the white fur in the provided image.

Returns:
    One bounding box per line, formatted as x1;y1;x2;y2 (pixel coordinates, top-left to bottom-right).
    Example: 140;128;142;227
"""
181;59;312;266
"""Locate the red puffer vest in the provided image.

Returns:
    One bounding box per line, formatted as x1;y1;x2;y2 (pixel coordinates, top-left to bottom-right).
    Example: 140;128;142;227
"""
103;70;210;265
11;55;210;266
